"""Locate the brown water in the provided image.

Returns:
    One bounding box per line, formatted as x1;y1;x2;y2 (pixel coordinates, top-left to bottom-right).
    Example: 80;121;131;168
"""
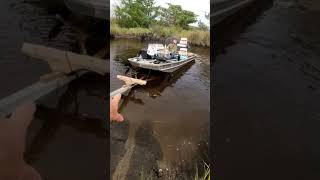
214;0;320;179
0;0;108;179
110;39;210;179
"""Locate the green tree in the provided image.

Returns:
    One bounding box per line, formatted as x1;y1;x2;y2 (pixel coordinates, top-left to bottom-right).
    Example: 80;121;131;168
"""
159;4;197;29
115;0;159;28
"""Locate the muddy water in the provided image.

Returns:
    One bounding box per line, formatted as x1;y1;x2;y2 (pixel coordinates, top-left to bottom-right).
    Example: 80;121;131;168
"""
214;0;320;179
110;39;210;179
0;0;108;180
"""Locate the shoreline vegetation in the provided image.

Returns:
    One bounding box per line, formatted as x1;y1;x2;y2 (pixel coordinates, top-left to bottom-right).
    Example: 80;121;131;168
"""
139;161;210;180
111;20;210;47
111;0;210;47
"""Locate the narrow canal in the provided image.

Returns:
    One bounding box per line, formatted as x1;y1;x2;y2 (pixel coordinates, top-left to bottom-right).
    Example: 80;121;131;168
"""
110;39;210;179
0;0;108;179
214;0;320;179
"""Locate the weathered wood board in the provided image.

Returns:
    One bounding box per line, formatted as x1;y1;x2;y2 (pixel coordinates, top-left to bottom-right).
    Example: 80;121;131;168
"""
22;43;109;75
110;84;136;98
110;76;147;98
0;43;109;118
0;71;87;118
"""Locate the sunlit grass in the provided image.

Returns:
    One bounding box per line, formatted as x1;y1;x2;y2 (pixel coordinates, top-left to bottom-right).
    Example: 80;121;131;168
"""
110;21;210;47
194;161;210;180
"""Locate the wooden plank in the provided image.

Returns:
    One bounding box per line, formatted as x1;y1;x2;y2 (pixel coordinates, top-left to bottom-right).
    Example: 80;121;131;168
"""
116;75;147;85
21;43;109;75
110;85;135;98
110;76;147;98
0;71;87;118
0;42;108;118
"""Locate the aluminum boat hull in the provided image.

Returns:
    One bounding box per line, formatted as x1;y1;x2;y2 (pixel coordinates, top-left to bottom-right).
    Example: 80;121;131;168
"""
128;56;196;73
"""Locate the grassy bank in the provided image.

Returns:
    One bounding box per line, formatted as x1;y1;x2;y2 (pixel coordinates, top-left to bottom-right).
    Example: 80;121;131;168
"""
111;22;210;47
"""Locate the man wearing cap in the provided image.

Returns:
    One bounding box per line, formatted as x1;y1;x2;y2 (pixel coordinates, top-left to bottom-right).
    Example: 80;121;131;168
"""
167;39;178;59
167;39;178;53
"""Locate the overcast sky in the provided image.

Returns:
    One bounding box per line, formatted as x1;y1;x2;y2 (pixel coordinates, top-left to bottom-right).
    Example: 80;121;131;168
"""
110;0;210;26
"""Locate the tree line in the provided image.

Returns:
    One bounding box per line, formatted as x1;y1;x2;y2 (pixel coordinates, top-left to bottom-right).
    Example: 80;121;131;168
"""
114;0;208;30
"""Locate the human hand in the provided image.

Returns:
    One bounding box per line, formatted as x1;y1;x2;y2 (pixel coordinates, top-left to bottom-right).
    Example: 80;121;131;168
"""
110;94;124;122
0;101;42;180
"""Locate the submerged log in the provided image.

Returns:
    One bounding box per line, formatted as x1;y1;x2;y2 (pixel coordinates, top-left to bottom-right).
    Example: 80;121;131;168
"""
21;43;109;75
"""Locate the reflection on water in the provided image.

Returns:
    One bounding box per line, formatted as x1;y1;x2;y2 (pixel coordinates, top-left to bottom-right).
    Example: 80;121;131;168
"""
213;0;275;56
0;0;108;179
110;38;210;178
214;0;320;179
25;73;108;180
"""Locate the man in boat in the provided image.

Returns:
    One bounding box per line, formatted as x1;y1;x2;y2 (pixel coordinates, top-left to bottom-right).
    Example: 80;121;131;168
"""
167;39;178;58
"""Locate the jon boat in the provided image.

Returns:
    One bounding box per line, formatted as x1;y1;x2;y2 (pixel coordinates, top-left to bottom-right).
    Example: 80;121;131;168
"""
128;38;196;73
213;0;254;25
128;55;196;73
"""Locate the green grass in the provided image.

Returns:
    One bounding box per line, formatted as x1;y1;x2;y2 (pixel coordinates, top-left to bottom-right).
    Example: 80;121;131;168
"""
111;22;152;37
194;161;210;180
139;162;210;180
110;22;210;47
139;167;154;180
